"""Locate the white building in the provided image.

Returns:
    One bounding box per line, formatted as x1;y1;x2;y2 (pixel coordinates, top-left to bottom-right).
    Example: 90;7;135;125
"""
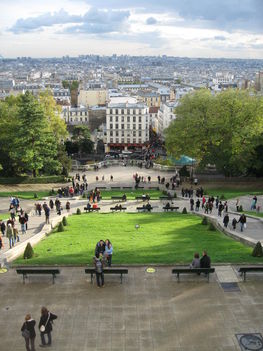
62;106;89;125
106;103;149;151
156;101;178;137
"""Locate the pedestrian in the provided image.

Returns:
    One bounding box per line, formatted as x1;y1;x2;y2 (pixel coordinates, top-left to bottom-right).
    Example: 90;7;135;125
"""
223;213;229;228
190;198;194;211
66;201;70;213
44;206;50;224
49;199;54;210
19;214;27;234
238;214;247;232
104;239;113;267
94;252;104;288
195;199;200;211
232;218;237;230
21;313;36;351
6;223;14;249
39;307;57;347
0;219;6;236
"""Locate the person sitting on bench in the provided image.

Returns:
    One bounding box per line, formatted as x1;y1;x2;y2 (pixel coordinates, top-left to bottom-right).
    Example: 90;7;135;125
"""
122;194;127;201
190;253;200;268
92;203;98;209
200;250;211;268
145;203;152;212
164;202;170;209
86;202;91;212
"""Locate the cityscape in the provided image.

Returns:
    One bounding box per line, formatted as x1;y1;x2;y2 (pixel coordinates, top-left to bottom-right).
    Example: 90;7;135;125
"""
0;1;263;351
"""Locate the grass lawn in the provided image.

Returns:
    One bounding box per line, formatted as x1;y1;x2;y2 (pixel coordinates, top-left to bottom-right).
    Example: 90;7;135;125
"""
14;213;262;266
0;191;51;200
243;211;263;218
0;213;10;220
205;188;263;200
100;189;163;200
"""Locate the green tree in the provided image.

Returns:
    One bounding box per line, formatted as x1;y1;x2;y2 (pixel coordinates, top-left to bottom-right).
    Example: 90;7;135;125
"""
72;125;94;155
165;89;263;176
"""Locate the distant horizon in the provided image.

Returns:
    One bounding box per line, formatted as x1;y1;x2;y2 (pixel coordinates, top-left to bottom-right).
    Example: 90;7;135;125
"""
0;1;263;59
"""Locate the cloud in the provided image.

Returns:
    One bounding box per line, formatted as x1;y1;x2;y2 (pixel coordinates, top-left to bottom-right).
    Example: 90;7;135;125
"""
9;9;81;34
214;35;226;41
9;7;130;34
146;17;157;25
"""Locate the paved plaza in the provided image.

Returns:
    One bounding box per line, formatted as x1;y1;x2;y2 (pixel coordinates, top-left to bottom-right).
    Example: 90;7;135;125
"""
1;266;263;351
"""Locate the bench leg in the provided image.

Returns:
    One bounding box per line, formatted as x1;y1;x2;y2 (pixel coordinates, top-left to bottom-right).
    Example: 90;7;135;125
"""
91;273;93;284
177;273;180;282
23;274;26;284
244;272;246;282
120;273;123;284
207;273;209;283
52;274;56;284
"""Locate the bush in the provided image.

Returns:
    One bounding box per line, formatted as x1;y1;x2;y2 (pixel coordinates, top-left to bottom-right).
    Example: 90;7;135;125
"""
76;208;81;215
62;216;68;226
208;222;217;231
220;194;226;200
182;207;187;214
201;217;208;225
23;243;34;259
57;222;64;232
252;241;263;257
49;188;56;196
238;205;243;212
82;194;86;199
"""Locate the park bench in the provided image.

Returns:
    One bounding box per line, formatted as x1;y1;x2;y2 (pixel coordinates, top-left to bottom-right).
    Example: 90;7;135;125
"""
16;268;60;284
172;267;215;282
110;207;127;212
85;268;128;284
238;266;263;281
159;196;175;200
111;196;127;201
135;196;150;201
84;207;100;212
163;207;179;212
137;206;153;212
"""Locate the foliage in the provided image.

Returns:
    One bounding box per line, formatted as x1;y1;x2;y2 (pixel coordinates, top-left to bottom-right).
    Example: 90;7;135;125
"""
0;191;51;200
0;91;70;177
209;222;217;231
238;205;243;212
179;165;190;177
165;89;263;176
205;188;263;200
76;208;81;215
57;222;64;232
65;125;94;156
62;216;68;226
0;175;67;184
23;243;34;259
14;213;262;265
182;207;187;214
154;158;174;166
201;217;208;225
252;241;263;257
100;189;162;199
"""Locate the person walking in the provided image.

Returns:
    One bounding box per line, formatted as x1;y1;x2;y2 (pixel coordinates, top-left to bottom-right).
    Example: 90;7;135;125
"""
44;206;50;224
39;307;57;347
0;220;6;236
66;201;70;213
94;253;104;288
6;223;14;249
21;313;36;351
223;213;229;228
238;214;247;232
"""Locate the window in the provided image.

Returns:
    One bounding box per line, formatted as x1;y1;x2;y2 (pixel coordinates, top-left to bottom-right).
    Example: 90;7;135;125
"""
127;116;130;122
121;138;124;143
133;124;136;129
122;131;124;137
110;131;113;136
121;124;124;129
115;124;118;129
110;116;112;122
127;124;130;129
121;109;124;114
110;124;113;129
133;131;136;137
139;131;141;137
138;124;142;129
133;116;136;122
116;116;118;122
139;116;141;123
116;109;119;114
127;138;130;143
80;117;82;122
85;117;87;122
116;138;119;143
110;109;113;114
127;109;130;115
121;116;124;122
116;131;119;136
110;138;113;143
138;139;142;144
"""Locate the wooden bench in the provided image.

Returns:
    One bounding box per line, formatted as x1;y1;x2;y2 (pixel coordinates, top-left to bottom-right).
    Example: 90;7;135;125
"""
159;196;175;200
137;206;153;212
238;266;263;281
85;268;128;284
172;267;215;282
84;207;100;212
163;207;179;212
111;196;126;201
110;207;127;212
16;268;60;284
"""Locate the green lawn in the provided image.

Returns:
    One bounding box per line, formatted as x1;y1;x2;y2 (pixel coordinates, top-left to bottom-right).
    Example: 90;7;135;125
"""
0;191;51;200
205;188;263;200
14;213;262;266
100;189;163;200
0;213;10;220
243;211;263;218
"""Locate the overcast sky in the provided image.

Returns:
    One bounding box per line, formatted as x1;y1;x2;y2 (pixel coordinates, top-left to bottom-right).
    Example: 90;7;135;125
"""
1;0;263;58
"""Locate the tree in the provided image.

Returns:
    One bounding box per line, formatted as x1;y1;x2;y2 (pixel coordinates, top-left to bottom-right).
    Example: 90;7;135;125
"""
165;89;263;176
72;125;94;155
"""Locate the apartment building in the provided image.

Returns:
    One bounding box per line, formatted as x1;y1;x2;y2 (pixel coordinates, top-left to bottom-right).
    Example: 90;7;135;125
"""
156;101;178;137
78;89;107;107
106;103;149;151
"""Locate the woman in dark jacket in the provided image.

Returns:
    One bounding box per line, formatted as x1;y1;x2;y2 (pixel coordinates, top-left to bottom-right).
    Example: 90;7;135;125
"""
21;313;36;351
39;306;57;347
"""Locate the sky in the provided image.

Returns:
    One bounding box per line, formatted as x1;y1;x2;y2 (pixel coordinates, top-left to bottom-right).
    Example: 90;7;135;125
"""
0;0;263;59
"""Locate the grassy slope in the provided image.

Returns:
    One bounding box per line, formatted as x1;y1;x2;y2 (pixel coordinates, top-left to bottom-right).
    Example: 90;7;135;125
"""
14;213;262;266
0;191;50;200
205;189;263;200
100;189;163;200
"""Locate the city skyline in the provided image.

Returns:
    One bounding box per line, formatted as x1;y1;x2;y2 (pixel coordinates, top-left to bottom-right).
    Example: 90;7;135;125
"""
0;0;263;59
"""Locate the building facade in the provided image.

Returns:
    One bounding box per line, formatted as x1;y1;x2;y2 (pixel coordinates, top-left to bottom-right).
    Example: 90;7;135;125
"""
78;89;107;107
106;103;149;151
156;101;178;137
